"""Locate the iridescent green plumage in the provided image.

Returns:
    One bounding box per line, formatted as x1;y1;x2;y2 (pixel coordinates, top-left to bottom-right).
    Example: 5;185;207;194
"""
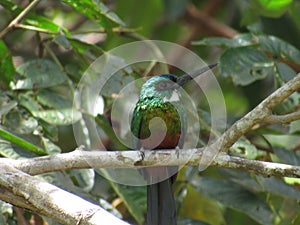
130;64;218;225
131;97;184;148
131;74;186;225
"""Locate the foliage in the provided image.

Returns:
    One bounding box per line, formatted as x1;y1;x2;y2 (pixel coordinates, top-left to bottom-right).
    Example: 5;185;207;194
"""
0;0;300;225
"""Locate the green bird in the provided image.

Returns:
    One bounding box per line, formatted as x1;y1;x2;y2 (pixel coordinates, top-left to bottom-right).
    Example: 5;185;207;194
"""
131;63;217;225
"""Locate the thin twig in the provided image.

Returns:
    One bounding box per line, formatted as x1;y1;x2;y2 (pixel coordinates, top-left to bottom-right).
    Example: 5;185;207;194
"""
0;0;41;38
264;111;300;124
184;4;238;38
43;42;65;71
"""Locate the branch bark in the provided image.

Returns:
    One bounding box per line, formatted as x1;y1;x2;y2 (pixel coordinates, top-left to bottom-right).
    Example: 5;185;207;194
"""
0;0;41;38
264;110;300;124
215;72;300;151
1;149;299;178
0;163;128;225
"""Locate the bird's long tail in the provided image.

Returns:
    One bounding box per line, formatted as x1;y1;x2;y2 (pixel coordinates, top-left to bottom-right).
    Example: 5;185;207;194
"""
146;177;176;225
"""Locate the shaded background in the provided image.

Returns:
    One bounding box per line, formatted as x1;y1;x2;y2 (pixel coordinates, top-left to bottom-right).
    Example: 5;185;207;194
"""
0;0;300;224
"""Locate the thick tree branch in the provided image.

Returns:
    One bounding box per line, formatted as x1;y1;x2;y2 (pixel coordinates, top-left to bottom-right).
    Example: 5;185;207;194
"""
215;73;300;150
0;163;128;225
1;149;300;178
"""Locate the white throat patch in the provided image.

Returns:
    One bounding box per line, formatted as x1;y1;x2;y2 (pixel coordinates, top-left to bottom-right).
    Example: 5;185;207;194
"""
163;90;180;102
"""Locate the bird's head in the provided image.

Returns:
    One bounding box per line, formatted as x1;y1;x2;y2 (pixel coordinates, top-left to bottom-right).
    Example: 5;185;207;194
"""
139;63;218;101
139;74;179;101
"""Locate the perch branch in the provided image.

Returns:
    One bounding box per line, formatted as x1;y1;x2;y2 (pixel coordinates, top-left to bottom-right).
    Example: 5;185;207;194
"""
1;149;300;178
1;74;300;178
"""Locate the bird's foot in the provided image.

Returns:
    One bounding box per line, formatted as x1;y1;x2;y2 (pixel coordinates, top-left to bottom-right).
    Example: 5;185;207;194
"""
175;146;180;158
134;147;145;166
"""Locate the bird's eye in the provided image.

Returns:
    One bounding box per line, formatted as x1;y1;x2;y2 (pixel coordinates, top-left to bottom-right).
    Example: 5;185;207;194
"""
156;80;173;91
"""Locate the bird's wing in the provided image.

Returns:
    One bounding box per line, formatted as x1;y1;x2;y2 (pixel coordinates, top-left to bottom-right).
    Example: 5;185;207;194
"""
130;105;143;149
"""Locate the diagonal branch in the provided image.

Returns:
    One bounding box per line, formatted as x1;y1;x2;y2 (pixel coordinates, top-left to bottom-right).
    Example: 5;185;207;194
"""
215;73;300;150
0;163;128;225
0;0;41;38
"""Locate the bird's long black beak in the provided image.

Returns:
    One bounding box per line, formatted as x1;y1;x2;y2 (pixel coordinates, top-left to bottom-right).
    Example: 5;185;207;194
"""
176;63;218;87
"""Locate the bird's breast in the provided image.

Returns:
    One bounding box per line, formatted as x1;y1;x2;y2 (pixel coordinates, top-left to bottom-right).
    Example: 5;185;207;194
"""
134;99;183;150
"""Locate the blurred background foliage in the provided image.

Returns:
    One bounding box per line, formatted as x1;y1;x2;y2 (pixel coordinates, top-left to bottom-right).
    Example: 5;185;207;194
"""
0;0;300;224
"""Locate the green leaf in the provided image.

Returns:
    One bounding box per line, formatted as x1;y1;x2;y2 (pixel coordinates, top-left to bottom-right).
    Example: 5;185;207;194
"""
273;147;300;166
220;47;274;86
0;200;13;225
65;63;83;82
191;177;274;225
0;40;15;88
41;137;61;155
0;0;19;12
69;38;104;61
98;198;123;219
276;62;296;82
37;89;72;109
97;169;146;224
18;91;40;112
290;120;300;134
0;139;22;158
53;35;71;49
240;0;292;25
68;169;95;192
258;0;292;17
220;169;300;200
62;0;125;28
0;1;67;35
179;184;225;225
100;71;134;97
3;110;38;134
112;183;146;224
193;33;259;48
38;119;58;141
40;171;99;205
95;115;127;149
31;109;82;125
195;34;300;74
229;140;263;159
0;127;46;156
22;14;68;34
12;59;68;90
258;35;300;65
115;0;163;36
0;100;17;117
289;1;300;34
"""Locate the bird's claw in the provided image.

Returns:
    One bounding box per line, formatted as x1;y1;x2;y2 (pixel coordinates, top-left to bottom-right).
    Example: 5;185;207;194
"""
134;147;145;166
139;147;145;160
175;146;180;158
